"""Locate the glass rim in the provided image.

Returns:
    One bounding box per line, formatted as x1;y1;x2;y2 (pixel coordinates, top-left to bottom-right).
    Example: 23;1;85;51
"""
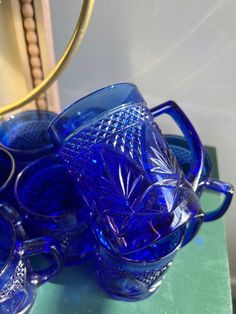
14;154;80;220
98;232;182;267
48;82;143;147
0;147;15;192
0;110;56;155
92;213;184;265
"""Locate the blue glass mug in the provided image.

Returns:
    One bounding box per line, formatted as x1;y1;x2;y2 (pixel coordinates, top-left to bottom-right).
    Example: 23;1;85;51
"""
15;155;93;265
0;203;63;313
92;208;203;301
0;110;57;207
164;135;234;222
48;83;204;254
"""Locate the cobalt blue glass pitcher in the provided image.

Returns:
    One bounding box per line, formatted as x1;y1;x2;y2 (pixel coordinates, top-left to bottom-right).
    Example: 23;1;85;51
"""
48;83;204;254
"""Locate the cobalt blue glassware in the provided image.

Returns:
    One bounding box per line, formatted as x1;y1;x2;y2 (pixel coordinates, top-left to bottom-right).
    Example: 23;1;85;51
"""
92;209;203;301
0;110;56;170
0;110;57;208
48;83;204;254
150;101;204;192
15;154;93;265
0;203;63;314
165;135;212;193
86;145;202;254
165;135;234;222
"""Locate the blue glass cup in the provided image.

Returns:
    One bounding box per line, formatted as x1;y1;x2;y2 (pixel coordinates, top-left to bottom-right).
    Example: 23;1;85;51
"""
165;135;234;222
0;110;57;207
15;155;93;265
0;110;56;169
48;83;204;254
92;208;203;301
0;203;63;313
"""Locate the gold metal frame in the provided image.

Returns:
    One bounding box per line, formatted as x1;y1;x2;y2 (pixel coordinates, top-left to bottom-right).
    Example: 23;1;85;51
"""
0;0;94;116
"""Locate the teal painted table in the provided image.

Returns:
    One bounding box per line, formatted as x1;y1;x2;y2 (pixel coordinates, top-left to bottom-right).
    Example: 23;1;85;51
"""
30;149;232;314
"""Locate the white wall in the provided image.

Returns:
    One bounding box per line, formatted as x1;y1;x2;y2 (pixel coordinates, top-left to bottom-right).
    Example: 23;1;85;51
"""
0;1;31;107
50;0;236;295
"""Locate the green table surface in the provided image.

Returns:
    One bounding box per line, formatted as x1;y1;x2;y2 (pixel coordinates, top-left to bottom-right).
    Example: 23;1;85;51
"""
30;148;232;314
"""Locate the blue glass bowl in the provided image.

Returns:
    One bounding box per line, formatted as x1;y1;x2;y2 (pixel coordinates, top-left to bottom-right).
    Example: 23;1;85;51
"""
15;155;93;265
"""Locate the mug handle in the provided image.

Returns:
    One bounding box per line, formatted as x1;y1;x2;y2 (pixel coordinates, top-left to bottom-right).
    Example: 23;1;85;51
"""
181;210;204;247
151;101;204;191
0;203;26;239
202;178;234;222
0;203;63;286
23;237;64;287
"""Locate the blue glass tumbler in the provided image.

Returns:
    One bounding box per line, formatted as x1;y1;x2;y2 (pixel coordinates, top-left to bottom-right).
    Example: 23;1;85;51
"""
165;135;234;222
15;155;93;265
92;208;203;301
48;83;204;254
0;203;63;313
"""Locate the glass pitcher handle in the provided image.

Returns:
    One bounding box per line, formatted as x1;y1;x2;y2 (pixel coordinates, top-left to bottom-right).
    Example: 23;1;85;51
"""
151;101;204;191
202;179;234;222
23;237;64;287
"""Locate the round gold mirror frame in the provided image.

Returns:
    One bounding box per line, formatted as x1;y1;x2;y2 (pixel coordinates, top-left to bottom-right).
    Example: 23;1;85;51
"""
0;0;95;116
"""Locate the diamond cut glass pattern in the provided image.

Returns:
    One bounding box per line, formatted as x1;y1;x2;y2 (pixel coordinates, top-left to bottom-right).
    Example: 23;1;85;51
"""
54;101;200;253
48;83;207;300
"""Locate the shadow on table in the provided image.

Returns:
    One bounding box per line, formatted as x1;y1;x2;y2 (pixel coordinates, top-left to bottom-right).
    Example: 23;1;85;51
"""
49;258;109;314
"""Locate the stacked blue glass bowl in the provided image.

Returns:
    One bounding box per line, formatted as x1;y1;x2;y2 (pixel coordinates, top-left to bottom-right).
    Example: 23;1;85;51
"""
0;83;233;312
